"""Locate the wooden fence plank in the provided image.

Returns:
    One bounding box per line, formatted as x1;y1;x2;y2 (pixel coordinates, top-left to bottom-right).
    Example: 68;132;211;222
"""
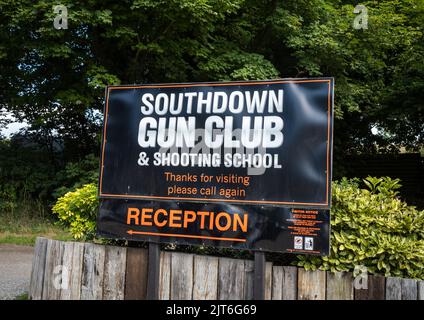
218;258;245;300
418;281;424;300
401;278;417;300
297;269;326;300
386;277;402;300
41;240;55;300
243;260;254;300
326;272;353;300
170;252;194;300
60;242;74;300
81;243;105;300
60;241;84;299
103;246;127;300
272;266;298;300
159;251;171;300
245;263;296;300
193;255;218;300
272;266;283;300
264;262;272;300
282;266;297;300
124;247;148;300
69;242;84;300
355;275;385;300
29;237;48;300
52;241;66;300
42;240;64;300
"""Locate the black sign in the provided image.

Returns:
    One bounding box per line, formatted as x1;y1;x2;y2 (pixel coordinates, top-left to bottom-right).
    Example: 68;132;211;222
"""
97;78;334;254
97;199;329;254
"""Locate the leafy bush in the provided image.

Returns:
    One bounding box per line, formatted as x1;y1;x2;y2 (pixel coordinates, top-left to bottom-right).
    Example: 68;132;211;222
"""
0;138;56;205
0;184;17;212
296;177;424;279
0;139;99;219
52;183;99;240
53;154;99;199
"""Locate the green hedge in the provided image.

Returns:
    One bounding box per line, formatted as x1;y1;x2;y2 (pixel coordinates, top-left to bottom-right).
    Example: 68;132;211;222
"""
52;177;424;279
296;177;424;279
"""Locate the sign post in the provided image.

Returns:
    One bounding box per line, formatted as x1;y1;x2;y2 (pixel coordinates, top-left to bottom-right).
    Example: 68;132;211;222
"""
96;78;334;298
146;242;160;300
253;251;266;300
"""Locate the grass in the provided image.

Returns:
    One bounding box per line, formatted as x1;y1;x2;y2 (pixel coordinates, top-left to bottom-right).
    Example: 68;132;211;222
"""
0;201;73;246
15;293;29;300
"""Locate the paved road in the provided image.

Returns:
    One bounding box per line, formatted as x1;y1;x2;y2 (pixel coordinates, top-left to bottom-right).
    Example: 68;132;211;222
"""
0;244;34;300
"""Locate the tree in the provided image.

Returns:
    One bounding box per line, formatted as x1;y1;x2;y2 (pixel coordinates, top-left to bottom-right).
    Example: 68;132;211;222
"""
0;0;422;167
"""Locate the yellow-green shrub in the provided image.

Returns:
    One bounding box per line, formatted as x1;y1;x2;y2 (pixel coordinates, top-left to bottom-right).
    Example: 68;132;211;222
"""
296;177;424;279
52;183;98;240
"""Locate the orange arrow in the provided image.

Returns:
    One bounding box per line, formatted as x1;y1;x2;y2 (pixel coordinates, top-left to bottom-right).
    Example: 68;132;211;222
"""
126;230;246;242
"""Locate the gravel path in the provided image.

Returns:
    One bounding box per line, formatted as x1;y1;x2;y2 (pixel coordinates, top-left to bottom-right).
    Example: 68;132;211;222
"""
0;244;34;300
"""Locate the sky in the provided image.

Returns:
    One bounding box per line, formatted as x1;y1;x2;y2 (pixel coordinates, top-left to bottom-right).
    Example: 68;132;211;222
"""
0;111;28;137
2;121;28;137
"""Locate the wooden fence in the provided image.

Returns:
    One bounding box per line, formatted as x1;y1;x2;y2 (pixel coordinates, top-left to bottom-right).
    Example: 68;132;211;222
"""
29;237;424;300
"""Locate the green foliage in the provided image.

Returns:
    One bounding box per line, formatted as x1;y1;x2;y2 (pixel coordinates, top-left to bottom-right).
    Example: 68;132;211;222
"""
199;51;279;81
53;154;99;199
0;138;99;215
1;0;423;158
1;1;423;213
0;198;72;245
52;183;99;240
15;293;29;300
0;184;17;211
296;177;424;279
0;138;56;207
